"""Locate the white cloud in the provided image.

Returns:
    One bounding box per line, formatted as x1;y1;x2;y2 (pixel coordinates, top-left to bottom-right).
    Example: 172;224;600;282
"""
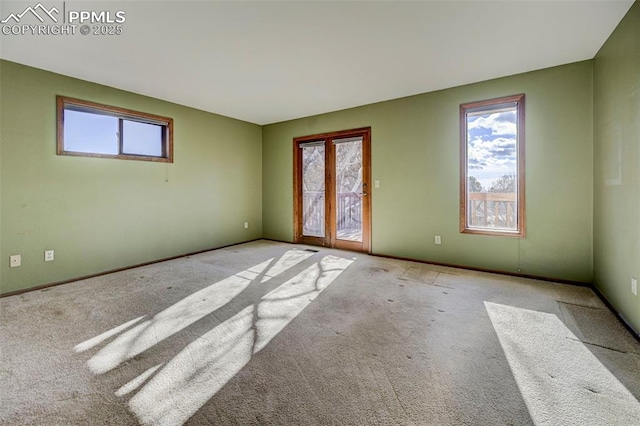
468;136;517;189
466;111;518;189
468;137;516;167
468;111;516;136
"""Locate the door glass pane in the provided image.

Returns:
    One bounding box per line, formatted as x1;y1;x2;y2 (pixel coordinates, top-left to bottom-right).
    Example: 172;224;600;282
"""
302;143;325;237
334;137;363;242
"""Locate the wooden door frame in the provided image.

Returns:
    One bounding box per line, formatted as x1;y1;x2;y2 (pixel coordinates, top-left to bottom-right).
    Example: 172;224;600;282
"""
293;127;371;253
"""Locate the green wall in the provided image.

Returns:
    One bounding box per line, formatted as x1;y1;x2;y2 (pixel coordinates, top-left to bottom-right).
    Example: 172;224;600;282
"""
593;1;640;332
0;60;262;294
263;61;594;283
1;6;637;332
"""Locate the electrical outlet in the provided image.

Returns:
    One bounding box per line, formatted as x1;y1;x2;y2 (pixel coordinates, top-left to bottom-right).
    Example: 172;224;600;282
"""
244;222;249;229
632;277;637;296
10;255;21;267
45;250;54;262
435;235;442;245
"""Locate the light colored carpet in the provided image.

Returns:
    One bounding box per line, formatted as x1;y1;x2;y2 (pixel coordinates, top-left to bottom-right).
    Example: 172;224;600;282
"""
1;240;639;425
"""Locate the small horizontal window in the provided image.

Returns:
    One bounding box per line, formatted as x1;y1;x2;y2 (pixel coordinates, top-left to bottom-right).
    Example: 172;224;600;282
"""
57;96;173;163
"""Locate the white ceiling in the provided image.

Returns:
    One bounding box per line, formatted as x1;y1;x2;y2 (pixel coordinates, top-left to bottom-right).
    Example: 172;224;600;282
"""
0;1;634;125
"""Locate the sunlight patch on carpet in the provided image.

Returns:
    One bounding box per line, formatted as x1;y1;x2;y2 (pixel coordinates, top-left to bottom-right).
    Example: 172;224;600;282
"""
115;364;163;397
84;249;313;374
128;255;353;426
259;248;314;283
485;301;640;426
74;316;145;353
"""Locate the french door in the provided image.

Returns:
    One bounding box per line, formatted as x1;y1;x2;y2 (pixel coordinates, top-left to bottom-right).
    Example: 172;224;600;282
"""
293;127;371;252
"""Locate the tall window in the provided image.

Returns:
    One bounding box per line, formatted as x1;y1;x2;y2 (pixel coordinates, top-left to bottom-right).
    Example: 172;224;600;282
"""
460;94;525;237
57;96;173;163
